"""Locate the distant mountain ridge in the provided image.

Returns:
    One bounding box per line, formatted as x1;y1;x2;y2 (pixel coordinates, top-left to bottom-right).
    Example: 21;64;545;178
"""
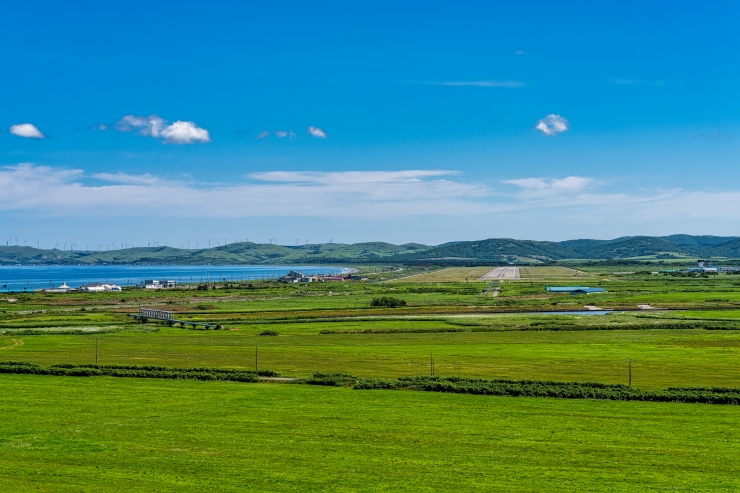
1;235;739;265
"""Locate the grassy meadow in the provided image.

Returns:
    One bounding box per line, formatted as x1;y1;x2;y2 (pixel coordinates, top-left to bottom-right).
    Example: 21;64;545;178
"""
2;375;740;492
3;268;740;490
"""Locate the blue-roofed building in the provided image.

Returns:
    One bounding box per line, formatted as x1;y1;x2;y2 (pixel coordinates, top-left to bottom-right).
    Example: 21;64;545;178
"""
546;286;607;295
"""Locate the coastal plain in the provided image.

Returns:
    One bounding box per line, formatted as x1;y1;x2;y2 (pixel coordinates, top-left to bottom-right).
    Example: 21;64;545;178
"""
2;266;740;490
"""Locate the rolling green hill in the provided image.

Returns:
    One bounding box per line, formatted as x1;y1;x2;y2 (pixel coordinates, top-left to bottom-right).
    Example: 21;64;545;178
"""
1;235;738;265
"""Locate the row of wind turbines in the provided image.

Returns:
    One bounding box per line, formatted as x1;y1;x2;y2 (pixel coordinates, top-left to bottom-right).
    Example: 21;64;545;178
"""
4;236;335;251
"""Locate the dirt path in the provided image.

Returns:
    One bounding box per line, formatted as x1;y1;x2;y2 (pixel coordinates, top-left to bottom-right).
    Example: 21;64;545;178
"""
0;338;24;350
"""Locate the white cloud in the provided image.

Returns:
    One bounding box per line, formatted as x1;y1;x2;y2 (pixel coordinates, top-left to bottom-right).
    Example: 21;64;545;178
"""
274;130;288;138
0;164;490;218
9;123;45;139
160;121;211;144
436;81;525;88
114;115;167;137
113;115;210;144
504;176;593;198
256;130;270;141
88;122;108;131
535;114;569;136
515;51;525;55
7;165;740;232
252;170;453;186
307;126;327;138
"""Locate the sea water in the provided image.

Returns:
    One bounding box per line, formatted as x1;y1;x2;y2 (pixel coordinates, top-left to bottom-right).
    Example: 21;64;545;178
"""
0;265;349;292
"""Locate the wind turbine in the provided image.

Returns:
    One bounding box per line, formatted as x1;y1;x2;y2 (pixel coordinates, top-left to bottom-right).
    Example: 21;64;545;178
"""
207;239;212;248
63;242;67;251
223;238;228;246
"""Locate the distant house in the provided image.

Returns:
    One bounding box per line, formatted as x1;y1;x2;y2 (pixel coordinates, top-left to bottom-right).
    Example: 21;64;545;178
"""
80;283;122;292
137;280;176;289
687;260;719;273
279;271;303;283
320;276;345;282
44;282;76;293
546;286;607;295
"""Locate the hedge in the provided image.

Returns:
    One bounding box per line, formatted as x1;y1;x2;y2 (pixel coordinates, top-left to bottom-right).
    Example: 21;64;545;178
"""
304;373;740;405
0;361;278;381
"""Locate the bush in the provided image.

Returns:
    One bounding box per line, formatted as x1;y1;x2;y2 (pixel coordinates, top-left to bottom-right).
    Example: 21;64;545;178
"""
258;330;279;336
301;372;740;406
0;361;278;383
370;296;407;308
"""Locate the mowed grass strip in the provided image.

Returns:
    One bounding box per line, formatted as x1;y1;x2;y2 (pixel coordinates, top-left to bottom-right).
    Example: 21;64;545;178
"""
0;375;738;492
391;267;496;282
5;328;740;389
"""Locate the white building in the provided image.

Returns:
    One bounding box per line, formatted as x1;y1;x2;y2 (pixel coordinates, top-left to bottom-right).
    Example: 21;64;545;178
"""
138;280;176;289
44;282;76;293
80;283;122;292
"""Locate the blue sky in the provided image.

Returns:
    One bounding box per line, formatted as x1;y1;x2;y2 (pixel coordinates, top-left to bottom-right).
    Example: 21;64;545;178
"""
1;1;739;247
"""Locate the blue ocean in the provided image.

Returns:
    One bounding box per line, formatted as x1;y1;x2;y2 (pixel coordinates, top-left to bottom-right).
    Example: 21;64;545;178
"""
0;265;348;292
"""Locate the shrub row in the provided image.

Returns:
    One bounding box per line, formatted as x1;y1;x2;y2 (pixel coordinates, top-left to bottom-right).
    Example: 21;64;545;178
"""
304;373;740;405
319;322;738;335
319;327;467;335
0;361;278;381
0;327;159;336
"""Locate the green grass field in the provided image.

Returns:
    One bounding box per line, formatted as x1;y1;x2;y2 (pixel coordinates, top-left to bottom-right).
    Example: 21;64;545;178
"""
4;270;740;490
1;375;739;492
4;326;740;389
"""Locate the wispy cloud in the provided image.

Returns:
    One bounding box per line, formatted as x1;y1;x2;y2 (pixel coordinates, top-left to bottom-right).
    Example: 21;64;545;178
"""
113;114;211;144
88;122;108;131
535;114;569;136
0;164;489;218
432;80;526;88
693;131;735;142
9;123;45;139
8;164;740;228
92;172;160;185
307;126;327;138
504;176;593;199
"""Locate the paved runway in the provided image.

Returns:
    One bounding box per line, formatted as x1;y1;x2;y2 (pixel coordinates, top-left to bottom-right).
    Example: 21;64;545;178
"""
477;267;520;280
